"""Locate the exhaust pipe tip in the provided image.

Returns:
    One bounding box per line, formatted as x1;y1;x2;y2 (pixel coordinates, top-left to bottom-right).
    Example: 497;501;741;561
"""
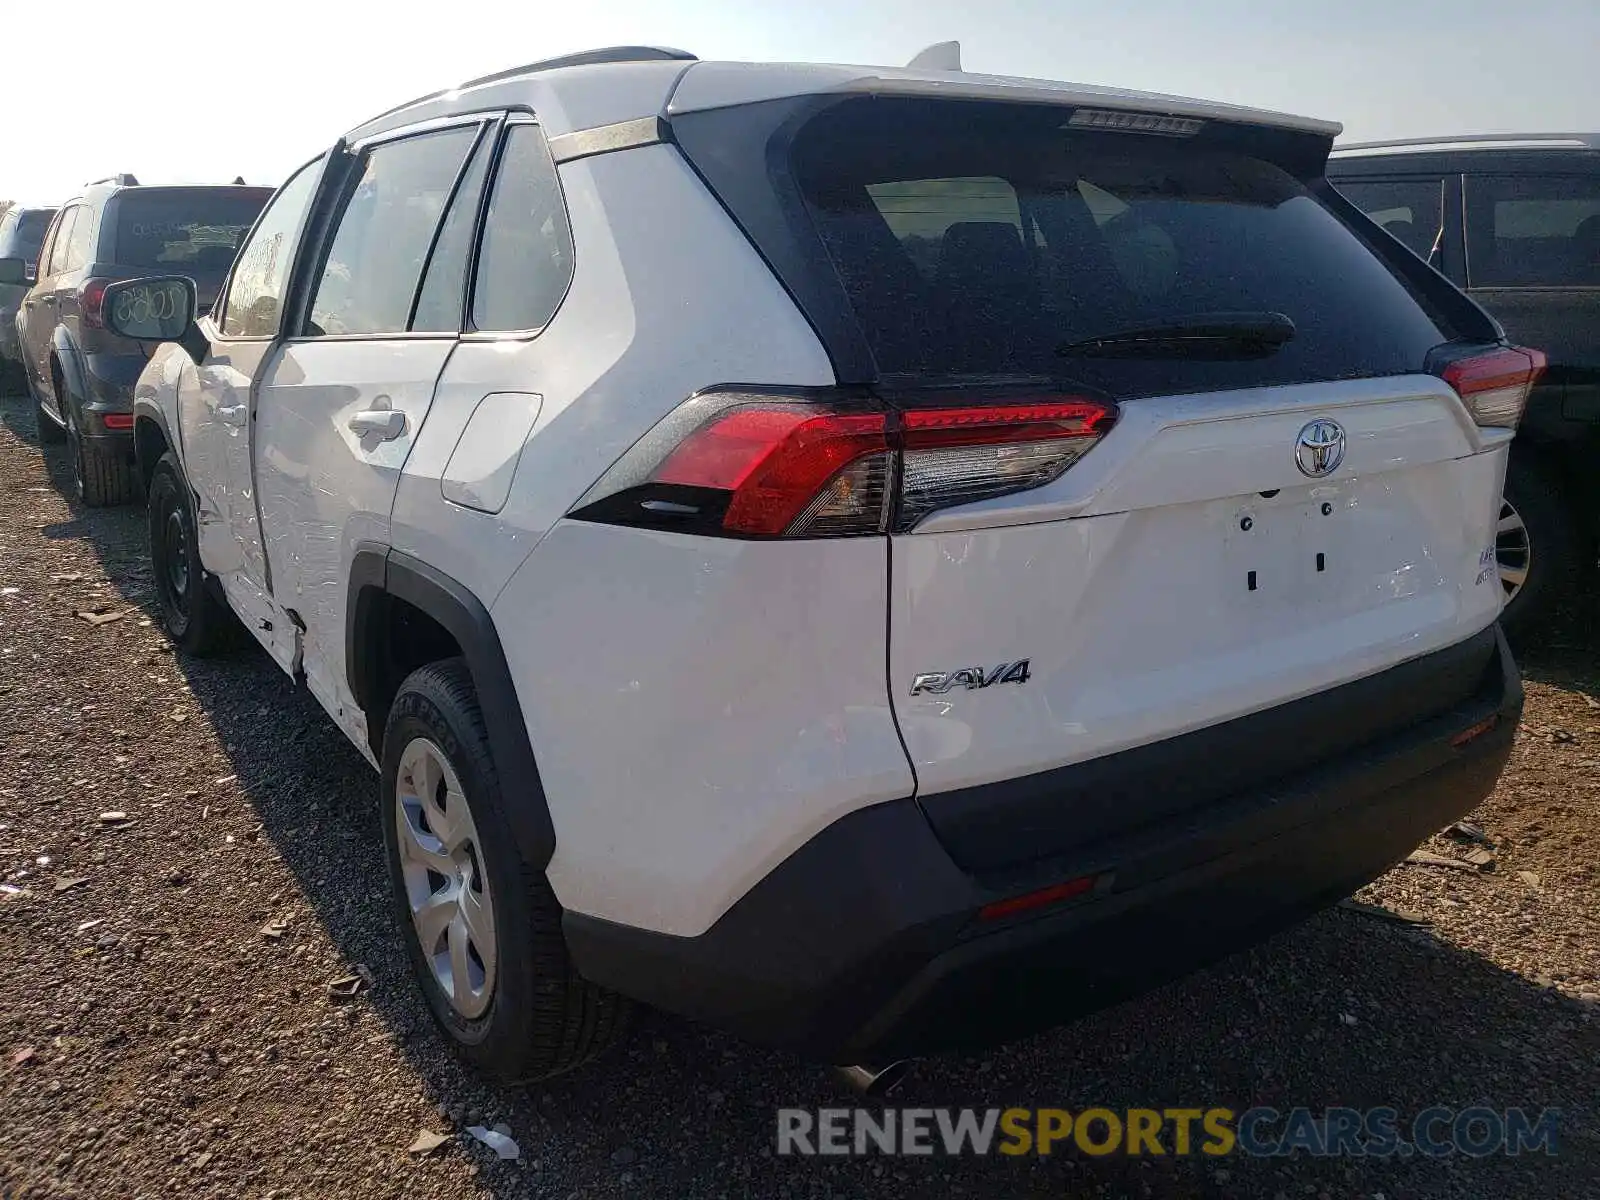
833;1061;910;1097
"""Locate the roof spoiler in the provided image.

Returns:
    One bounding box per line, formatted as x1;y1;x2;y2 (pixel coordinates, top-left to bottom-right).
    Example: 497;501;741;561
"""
85;173;139;187
905;41;961;71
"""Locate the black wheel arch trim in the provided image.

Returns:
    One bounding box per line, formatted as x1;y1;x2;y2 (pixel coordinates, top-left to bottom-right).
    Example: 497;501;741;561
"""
347;546;556;871
132;400;178;483
47;329;89;418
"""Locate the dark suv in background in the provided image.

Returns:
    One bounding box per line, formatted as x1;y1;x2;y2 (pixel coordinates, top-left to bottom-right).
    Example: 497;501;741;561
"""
0;175;270;504
0;205;58;386
1329;134;1600;639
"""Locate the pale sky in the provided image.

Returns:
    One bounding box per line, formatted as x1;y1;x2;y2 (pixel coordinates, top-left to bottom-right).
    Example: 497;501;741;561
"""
3;0;1597;204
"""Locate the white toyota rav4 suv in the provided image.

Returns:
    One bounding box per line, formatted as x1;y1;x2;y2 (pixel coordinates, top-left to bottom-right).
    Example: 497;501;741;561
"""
110;46;1531;1083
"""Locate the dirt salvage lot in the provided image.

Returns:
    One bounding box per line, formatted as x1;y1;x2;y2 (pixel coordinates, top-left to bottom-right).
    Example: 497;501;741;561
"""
0;391;1596;1200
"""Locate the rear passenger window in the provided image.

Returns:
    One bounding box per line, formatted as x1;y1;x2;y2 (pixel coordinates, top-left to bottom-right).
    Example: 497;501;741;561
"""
1466;175;1600;287
1332;178;1446;262
410;129;493;333
62;206;95;271
307;126;479;337
471;124;573;331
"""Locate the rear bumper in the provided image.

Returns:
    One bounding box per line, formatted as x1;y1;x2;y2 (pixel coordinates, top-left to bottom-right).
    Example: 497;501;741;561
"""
565;624;1521;1062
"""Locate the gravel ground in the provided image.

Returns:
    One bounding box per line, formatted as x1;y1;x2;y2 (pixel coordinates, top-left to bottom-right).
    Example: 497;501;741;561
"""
0;389;1596;1200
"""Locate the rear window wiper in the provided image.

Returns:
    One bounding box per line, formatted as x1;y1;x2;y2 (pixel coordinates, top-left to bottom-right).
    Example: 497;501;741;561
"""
1055;311;1296;359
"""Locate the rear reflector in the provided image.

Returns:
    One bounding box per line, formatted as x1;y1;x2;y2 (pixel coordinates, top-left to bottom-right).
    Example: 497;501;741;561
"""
979;873;1101;921
102;413;134;430
1439;346;1546;429
571;390;1116;539
1450;715;1499;748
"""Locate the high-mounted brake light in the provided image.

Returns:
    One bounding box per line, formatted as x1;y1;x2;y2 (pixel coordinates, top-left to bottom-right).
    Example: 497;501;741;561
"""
1066;109;1205;137
1439;346;1546;429
570;391;1117;539
79;278;110;330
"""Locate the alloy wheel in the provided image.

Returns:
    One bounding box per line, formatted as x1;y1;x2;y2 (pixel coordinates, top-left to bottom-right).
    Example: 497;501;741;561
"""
1496;498;1531;605
394;737;497;1019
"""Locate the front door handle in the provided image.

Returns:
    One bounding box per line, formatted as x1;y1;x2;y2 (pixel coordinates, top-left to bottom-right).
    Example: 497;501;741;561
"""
348;409;406;440
218;404;248;427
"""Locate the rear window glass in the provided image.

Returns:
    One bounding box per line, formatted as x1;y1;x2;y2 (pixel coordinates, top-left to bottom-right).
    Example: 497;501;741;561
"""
792;99;1451;397
0;209;54;259
112;191;270;273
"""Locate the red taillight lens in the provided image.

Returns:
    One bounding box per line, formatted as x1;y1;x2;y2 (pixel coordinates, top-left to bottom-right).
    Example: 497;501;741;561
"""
571;390;1117;538
102;414;134;430
79;278;110;330
655;408;891;535
1439;346;1546;429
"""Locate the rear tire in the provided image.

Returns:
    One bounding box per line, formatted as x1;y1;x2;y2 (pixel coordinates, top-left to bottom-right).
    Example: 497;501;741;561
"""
55;368;138;507
381;659;631;1082
75;435;139;507
1497;455;1581;645
148;452;239;655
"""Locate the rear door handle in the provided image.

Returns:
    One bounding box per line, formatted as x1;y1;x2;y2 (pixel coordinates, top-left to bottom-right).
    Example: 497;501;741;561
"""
218;404;248;427
348;409;406;440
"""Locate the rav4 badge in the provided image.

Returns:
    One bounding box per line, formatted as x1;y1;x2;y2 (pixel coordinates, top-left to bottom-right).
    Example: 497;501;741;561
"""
910;660;1032;696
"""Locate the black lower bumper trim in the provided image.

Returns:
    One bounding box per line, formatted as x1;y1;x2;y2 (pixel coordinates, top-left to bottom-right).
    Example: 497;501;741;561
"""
565;625;1521;1062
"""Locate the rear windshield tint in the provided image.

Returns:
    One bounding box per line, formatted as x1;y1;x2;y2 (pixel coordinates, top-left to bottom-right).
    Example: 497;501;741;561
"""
112;191;270;272
791;99;1452;397
0;209;54;259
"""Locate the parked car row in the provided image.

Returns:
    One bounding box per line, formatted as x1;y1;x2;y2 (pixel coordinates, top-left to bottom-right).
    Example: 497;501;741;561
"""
0;175;271;502
1328;135;1600;639
0;46;1551;1083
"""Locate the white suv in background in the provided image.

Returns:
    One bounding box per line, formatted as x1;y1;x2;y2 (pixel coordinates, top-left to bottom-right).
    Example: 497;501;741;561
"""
110;45;1530;1082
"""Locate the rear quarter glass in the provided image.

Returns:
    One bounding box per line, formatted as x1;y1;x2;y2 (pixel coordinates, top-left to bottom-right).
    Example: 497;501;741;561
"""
769;97;1456;398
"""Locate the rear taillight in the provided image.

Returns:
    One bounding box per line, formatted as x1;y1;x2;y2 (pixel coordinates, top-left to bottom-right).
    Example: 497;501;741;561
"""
1439;346;1546;429
571;390;1117;538
79;278;110;330
898;402;1113;530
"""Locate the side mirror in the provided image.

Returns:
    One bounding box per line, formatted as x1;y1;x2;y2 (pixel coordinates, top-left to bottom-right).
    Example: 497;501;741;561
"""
0;258;27;287
101;276;197;342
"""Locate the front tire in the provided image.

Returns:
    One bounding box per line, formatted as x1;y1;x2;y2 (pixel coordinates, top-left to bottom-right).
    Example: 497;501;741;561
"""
381;659;630;1082
22;365;66;444
148;452;238;655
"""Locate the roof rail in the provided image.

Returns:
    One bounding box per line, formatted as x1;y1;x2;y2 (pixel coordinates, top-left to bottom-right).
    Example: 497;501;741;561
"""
1334;132;1600;154
363;46;697;129
84;173;139;187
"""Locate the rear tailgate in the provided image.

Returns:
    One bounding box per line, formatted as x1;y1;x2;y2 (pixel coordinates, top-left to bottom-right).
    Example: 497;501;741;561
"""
890;375;1505;868
670;83;1512;871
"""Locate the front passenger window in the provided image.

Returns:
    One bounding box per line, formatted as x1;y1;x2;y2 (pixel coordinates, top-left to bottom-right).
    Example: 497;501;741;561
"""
307;127;479;337
221;158;324;337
